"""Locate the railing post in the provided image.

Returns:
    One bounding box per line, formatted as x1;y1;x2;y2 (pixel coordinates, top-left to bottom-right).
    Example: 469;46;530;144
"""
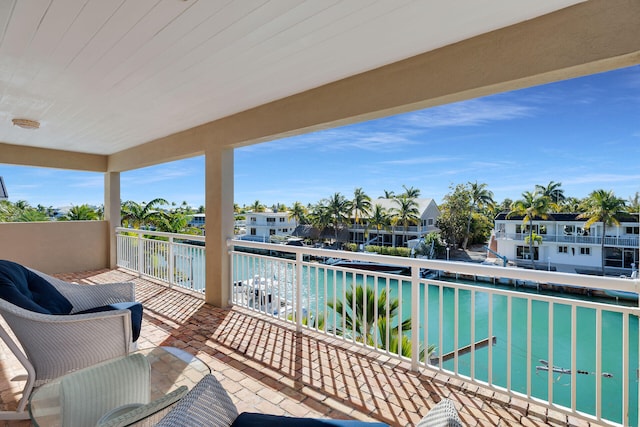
168;235;174;288
137;231;143;277
296;251;303;333
411;265;420;370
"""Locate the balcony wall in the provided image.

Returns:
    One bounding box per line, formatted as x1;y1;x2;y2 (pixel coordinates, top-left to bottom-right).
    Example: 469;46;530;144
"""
0;221;109;273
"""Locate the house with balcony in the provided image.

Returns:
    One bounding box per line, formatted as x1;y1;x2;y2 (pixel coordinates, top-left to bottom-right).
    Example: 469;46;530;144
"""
240;211;297;242
1;1;639;426
493;212;640;274
349;198;440;247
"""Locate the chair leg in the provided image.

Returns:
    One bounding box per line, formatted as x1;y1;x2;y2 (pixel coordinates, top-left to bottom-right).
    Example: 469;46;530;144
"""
0;325;37;416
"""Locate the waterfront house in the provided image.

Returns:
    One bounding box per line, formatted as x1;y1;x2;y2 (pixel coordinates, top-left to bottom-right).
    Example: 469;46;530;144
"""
493;212;640;275
240;211;297;242
349;198;440;248
0;1;639;425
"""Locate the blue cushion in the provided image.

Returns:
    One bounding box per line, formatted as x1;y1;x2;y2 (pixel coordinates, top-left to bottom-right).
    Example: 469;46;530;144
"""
231;413;389;427
0;260;73;314
76;302;143;341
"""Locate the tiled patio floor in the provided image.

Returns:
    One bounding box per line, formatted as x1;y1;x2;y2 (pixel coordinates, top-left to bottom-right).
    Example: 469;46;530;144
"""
0;269;598;426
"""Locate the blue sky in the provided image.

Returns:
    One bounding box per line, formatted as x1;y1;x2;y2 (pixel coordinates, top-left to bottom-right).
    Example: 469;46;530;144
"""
2;65;639;209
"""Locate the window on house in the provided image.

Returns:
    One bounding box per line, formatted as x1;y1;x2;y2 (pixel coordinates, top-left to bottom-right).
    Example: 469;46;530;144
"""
250;228;256;235
626;226;639;235
269;229;276;235
279;217;285;222
558;246;568;253
580;247;591;255
267;217;276;223
428;218;434;226
563;225;574;235
516;246;539;261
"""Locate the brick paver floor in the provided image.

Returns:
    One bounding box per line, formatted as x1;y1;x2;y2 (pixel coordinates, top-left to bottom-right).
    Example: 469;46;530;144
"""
0;269;599;426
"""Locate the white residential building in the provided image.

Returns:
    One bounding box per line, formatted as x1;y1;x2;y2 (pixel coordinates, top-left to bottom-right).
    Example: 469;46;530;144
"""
493;212;639;274
242;211;297;242
349;198;441;247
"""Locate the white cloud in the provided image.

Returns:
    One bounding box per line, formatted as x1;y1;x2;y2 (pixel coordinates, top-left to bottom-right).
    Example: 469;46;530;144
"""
402;99;535;129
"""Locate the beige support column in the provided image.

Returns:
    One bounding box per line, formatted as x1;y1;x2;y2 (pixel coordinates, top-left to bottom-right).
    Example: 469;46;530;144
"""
204;147;234;307
104;172;121;269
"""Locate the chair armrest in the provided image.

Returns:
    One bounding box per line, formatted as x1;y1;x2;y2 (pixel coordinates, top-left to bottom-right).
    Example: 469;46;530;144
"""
155;374;239;427
0;303;131;385
416;399;463;427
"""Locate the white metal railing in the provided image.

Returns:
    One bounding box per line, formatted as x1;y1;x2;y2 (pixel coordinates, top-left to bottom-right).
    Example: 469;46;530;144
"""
115;227;206;292
498;232;639;247
228;239;640;426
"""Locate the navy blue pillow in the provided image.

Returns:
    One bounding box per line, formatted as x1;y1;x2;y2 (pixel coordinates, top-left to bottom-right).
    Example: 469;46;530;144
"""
0;260;73;314
76;302;143;341
231;413;389;427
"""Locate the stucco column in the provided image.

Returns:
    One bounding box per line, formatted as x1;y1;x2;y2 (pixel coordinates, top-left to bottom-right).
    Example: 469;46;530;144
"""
204;147;234;307
104;171;121;269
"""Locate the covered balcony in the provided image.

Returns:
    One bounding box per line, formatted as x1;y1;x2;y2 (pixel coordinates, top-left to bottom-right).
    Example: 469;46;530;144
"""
1;0;640;425
0;265;613;426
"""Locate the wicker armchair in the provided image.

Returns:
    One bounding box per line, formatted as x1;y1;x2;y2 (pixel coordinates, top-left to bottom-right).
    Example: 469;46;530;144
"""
0;260;140;420
156;374;463;427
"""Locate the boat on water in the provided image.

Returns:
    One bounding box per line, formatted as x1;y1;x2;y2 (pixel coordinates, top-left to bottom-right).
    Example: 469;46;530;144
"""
323;258;410;275
233;275;294;316
536;360;613;378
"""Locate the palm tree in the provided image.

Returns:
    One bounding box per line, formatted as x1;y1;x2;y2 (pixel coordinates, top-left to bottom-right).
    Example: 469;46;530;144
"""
368;204;390;246
626;191;640;215
326;193;351;243
381;190;395;199
462;182;495;249
507;190;551;268
155;211;200;235
59;204;99;221
308;203;332;242
351;188;371;230
578;189;626;276
400;185;421;199
121;198;168;229
535;181;565;209
289;201;307;235
391;196;420;246
250;200;265;212
328;285;433;359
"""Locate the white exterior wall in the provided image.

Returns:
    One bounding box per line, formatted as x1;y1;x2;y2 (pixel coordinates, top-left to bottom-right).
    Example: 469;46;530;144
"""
246;212;296;240
495;217;639;273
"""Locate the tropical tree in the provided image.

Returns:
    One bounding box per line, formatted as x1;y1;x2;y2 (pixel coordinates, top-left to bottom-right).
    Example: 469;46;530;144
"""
391;196;420;246
155;211;200;235
462;182;495;249
121;198;168;229
507;190;552;268
578;189;626;275
289;201;307;235
400;185;421;199
626;191;640;215
381;190;395;199
250;200;265;212
367;204;390;246
351;188;371;230
16;209;49;222
535;181;566;209
58;204;99;221
326;192;351;243
308;203;332;241
436;184;471;249
328;285;434;359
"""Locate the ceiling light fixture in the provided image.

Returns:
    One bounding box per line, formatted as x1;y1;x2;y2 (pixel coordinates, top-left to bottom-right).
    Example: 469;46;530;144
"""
12;118;40;129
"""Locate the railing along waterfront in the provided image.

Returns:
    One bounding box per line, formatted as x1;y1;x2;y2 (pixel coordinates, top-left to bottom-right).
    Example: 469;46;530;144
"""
115;227;205;291
498;232;639;247
228;239;640;426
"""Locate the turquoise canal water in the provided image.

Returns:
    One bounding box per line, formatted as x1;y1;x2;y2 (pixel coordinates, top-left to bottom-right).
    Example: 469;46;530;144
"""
232;258;639;425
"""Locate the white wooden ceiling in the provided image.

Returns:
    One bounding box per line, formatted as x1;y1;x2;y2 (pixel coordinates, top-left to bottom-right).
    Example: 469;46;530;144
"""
0;0;583;155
